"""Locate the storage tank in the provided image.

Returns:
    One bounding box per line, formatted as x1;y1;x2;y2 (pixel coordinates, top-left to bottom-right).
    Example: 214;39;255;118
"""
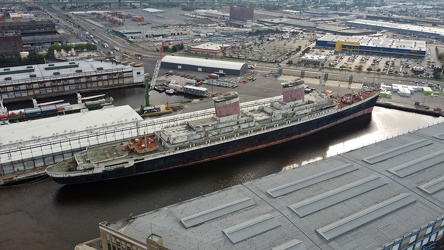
40;105;58;115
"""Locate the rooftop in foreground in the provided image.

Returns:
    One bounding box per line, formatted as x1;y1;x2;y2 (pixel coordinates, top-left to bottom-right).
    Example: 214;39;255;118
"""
96;122;444;250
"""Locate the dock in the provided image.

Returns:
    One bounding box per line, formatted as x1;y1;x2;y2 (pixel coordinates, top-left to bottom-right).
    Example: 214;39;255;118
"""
79;121;444;250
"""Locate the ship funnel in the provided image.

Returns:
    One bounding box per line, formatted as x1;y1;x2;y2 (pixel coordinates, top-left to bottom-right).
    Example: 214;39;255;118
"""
213;91;240;118
281;78;305;103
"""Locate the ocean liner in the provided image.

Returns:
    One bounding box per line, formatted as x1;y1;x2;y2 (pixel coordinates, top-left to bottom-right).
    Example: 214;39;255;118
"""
46;79;379;184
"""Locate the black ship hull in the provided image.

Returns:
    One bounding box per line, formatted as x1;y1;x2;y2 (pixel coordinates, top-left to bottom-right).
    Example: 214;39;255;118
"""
50;94;379;184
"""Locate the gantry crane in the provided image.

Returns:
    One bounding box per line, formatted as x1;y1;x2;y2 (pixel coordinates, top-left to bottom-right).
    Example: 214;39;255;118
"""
140;41;164;115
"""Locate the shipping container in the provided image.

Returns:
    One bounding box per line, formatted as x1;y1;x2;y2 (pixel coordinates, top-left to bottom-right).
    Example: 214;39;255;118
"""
84;101;102;110
8;109;25;118
55;103;71;112
40;104;58;115
24;107;42;117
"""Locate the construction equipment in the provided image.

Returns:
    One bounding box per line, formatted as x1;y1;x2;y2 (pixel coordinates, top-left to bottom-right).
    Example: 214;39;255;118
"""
140;41;164;115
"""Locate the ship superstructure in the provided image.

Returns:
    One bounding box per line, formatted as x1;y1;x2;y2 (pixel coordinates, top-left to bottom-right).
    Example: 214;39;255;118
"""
46;78;380;184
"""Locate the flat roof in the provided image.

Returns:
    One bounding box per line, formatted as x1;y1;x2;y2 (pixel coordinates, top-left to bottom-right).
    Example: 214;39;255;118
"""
0;60;133;85
318;34;427;51
191;42;230;51
0;105;141;149
348;19;444;38
102;122;444;249
161;56;247;71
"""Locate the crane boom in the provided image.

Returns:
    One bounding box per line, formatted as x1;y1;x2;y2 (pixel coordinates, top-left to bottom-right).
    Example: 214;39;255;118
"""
150;59;162;90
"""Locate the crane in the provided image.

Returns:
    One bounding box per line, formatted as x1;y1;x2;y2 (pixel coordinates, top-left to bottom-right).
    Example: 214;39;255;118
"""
140;41;164;115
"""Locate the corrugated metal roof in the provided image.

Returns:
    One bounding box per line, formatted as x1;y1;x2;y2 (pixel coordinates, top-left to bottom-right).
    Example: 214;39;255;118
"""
222;214;281;244
161;55;247;71
271;239;306;250
288;175;387;218
316;193;416;241
418;176;444;195
387;149;444;178
266;163;357;198
180;197;255;228
362;139;432;164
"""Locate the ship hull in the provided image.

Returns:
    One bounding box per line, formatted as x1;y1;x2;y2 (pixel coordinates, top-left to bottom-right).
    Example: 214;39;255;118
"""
50;94;379;184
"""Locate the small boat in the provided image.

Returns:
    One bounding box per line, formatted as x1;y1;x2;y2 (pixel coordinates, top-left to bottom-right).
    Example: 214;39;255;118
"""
154;86;165;92
165;89;175;95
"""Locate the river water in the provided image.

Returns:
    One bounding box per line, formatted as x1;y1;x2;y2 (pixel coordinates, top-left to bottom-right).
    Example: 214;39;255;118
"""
1;89;443;250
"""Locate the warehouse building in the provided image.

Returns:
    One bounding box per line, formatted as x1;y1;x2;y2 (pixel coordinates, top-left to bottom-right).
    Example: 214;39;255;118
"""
161;56;248;75
88;122;444;250
316;34;427;57
0;35;23;52
189;42;231;55
0;20;56;34
347;19;444;40
0;60;145;102
300;54;328;64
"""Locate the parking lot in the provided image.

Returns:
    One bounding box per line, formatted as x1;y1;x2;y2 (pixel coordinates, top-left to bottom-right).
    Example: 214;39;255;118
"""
63;7;444;89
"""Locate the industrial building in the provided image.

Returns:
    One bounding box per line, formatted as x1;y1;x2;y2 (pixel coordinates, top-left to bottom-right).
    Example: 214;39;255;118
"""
161;56;248;75
189;42;231;55
89;122;444;250
0;105;144;184
0;35;23;51
229;6;254;21
300;54;328;64
112;27;189;40
0;20;56;34
0;60;145;102
347;19;444;40
0;20;61;50
258;18;375;36
316;34;427;57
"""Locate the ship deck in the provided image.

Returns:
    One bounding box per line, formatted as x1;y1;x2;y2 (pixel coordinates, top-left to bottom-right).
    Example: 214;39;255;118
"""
97;122;444;250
